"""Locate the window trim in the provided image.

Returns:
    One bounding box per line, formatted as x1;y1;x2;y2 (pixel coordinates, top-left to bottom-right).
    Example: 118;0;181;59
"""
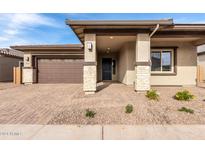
151;48;174;74
112;59;116;75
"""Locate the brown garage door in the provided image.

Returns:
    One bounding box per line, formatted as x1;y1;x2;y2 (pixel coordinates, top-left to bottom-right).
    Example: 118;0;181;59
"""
38;59;83;83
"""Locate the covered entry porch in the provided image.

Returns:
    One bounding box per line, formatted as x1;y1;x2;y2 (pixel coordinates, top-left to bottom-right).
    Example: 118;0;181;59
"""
84;33;151;94
96;36;137;83
67;19;176;94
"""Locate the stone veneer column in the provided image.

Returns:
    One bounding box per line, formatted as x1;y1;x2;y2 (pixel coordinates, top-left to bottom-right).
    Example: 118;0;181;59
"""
83;34;97;94
135;33;151;91
22;53;36;84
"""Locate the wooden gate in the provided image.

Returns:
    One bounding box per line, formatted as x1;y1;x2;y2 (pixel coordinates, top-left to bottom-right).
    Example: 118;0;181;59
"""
197;65;204;83
13;67;22;84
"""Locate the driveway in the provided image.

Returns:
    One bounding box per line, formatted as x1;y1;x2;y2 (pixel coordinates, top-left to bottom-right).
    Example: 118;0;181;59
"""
0;84;82;124
0;83;205;125
0;82;20;90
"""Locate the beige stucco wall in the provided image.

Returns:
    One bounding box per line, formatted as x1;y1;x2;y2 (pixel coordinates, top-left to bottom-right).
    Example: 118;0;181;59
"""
136;34;150;62
84;34;97;62
118;41;197;86
151;41;197;86
0;55;21;82
97;52;118;81
198;54;205;81
118;42;135;85
24;53;32;67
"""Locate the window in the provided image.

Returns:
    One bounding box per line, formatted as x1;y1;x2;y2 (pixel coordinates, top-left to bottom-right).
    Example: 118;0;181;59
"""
151;49;174;73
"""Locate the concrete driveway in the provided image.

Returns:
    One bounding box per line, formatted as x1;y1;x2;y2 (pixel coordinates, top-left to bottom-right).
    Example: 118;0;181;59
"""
0;83;82;124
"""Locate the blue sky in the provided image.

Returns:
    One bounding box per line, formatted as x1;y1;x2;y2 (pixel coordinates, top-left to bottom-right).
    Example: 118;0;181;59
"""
1;13;205;47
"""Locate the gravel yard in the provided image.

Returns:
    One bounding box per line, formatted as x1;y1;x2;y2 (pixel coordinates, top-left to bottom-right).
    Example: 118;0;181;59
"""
48;83;205;125
0;82;205;125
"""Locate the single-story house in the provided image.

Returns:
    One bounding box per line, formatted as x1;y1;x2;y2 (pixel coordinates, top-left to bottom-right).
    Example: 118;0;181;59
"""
0;48;23;82
11;19;205;94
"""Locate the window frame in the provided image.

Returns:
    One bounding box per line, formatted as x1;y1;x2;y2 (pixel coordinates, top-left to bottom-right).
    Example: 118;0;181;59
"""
151;48;174;74
112;59;116;75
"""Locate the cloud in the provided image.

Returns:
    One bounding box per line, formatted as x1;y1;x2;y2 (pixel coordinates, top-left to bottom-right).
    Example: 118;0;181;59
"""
8;14;61;28
0;36;9;41
0;14;62;47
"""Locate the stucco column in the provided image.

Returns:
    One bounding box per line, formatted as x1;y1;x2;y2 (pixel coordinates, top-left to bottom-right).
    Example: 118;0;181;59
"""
135;33;151;91
83;34;97;94
23;53;36;84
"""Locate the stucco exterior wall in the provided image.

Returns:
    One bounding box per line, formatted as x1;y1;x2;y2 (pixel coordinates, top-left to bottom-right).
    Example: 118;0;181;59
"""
84;34;97;62
118;42;135;85
0;55;21;82
198;54;205;80
118;41;197;86
24;53;32;67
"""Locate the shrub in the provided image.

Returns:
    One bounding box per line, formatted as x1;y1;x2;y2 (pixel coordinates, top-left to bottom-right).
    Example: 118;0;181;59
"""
125;104;133;113
146;89;159;101
85;109;96;118
175;90;194;101
178;107;194;114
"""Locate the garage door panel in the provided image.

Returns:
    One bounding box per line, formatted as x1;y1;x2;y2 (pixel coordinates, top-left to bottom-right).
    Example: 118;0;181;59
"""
38;59;83;83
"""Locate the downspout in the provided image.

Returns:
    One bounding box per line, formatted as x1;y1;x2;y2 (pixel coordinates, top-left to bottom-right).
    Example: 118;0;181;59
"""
149;24;160;66
150;24;160;37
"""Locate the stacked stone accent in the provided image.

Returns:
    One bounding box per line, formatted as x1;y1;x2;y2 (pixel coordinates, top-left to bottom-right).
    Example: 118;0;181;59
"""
135;65;150;91
22;68;36;84
83;65;97;94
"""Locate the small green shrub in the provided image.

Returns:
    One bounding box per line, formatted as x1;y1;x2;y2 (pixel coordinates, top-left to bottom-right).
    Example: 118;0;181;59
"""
125;104;133;113
175;90;194;101
146;89;159;101
85;109;96;118
178;107;194;114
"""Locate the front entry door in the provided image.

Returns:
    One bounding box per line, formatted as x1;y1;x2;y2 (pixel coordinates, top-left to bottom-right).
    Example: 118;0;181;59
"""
102;58;112;80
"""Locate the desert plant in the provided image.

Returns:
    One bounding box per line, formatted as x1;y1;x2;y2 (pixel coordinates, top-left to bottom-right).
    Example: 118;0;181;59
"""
175;90;194;101
178;107;194;114
125;104;133;113
85;109;96;118
146;89;159;101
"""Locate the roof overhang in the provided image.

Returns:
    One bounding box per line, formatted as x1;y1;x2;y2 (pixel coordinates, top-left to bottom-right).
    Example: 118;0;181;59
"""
66;19;174;43
11;44;83;51
10;44;84;55
66;19;205;43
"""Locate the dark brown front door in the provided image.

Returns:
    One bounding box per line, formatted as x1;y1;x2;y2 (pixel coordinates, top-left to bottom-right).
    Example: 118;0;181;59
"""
38;59;83;83
102;58;112;80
